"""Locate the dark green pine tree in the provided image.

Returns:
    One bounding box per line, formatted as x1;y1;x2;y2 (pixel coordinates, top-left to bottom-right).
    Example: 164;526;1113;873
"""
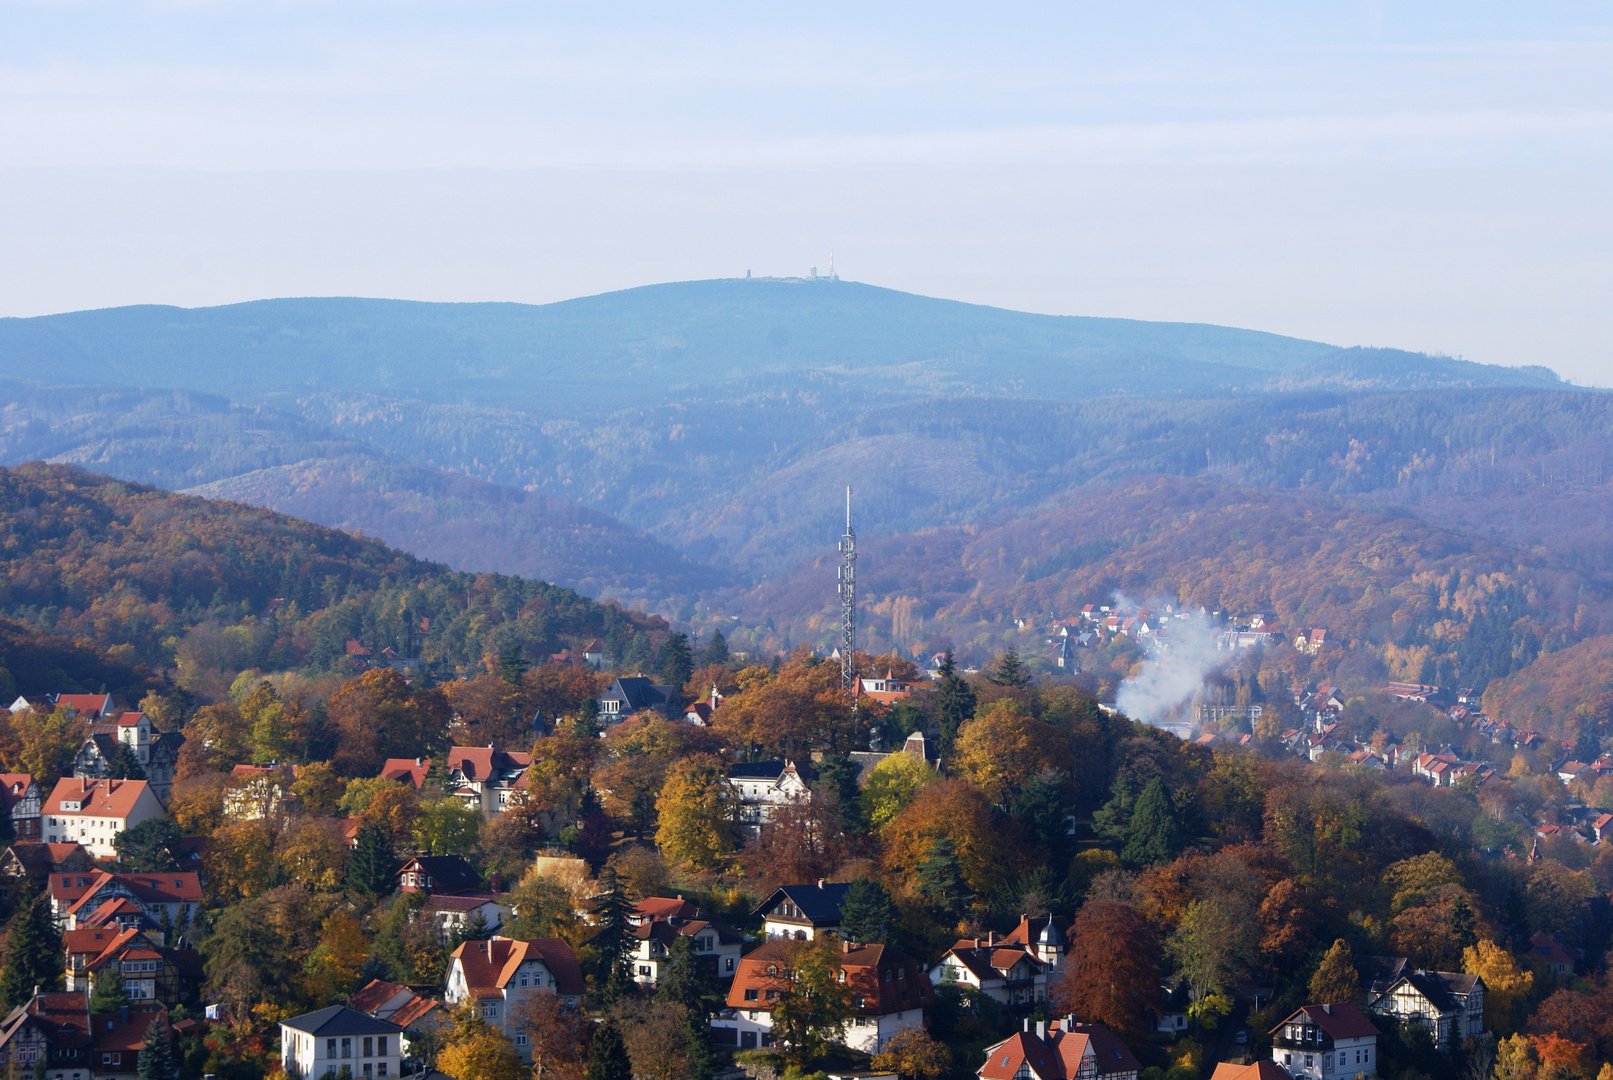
90;967;127;1013
104;741;148;781
934;649;977;762
349;822;399;897
916;837;972;924
584;1018;632;1080
698;629;729;668
1091;776;1138;845
136;1013;175;1080
656;936;719;1017
114;818;184;872
588;867;633;1003
838;878;900;945
680;1013;717;1080
989;646;1030;689
658;633;694;702
447;908;491;951
1122;777;1184;867
1012;770;1072;855
571;699;600;740
0;891;61;1010
498;643;529;686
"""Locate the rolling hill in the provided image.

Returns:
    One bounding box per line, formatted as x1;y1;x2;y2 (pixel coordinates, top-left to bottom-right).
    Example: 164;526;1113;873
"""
0;280;1560;413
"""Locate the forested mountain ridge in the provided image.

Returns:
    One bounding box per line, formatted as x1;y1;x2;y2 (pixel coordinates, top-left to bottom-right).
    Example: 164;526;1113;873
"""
0;463;667;698
0;281;1559;412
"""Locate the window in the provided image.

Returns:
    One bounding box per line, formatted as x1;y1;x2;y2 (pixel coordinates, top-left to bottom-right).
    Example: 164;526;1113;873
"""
519;975;528;987
363;1038;373;1058
483;1004;498;1019
1305;1056;1313;1068
362;1065;373;1078
377;1038;387;1057
514;1036;527;1047
342;1038;352;1058
744;989;758;1001
726;958;735;973
638;965;651;976
327;1039;337;1058
764;989;777;1001
377;1065;386;1078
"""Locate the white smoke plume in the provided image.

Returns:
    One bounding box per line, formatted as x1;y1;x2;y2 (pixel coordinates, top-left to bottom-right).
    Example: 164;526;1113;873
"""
1112;595;1226;735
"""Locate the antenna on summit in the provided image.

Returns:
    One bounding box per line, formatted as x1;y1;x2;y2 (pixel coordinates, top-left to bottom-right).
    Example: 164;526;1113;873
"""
838;486;857;701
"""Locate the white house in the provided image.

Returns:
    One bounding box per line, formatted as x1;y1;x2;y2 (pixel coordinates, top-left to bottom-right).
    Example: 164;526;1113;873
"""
1271;1002;1381;1080
281;1005;403;1080
728;761;809;836
1368;971;1484;1050
43;778;165;859
928;934;1047;1005
444;937;584;1059
713;939;932;1055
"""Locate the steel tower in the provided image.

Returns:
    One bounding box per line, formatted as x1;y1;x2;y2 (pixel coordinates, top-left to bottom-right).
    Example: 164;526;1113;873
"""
839;486;857;698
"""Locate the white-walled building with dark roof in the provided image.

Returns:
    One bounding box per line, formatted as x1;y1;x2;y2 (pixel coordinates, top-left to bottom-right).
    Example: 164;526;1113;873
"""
280;1006;403;1080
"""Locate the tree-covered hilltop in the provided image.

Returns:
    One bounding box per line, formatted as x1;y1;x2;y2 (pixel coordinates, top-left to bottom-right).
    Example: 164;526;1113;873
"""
0;463;666;686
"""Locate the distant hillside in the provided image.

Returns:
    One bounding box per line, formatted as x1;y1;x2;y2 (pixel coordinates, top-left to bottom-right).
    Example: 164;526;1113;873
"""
185;454;733;607
729;475;1609;695
0;281;1560;413
0;463;663;681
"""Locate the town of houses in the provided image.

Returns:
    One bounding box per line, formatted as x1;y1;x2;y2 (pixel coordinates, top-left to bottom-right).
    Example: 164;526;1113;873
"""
0;623;1601;1080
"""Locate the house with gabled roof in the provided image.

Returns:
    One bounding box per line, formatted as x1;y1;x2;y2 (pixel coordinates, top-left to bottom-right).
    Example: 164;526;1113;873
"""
1210;1063;1295;1080
349;979;447;1039
62;925;202;1008
728;760;809;836
444;937;583;1059
380;758;431;789
712;937;932;1054
1367;970;1483;1050
978;1017;1140;1080
0;989;92;1080
0;773;42;840
446;746;532;817
597;677;675;723
49;869;202;934
1528;931;1573;980
55;695;116;721
396;856;510;940
627;897;745;984
1270;1002;1380;1080
754;880;851;941
43;778;165;860
1000;913;1070;970
0;842;92;908
73;713;185;803
929;934;1046;1005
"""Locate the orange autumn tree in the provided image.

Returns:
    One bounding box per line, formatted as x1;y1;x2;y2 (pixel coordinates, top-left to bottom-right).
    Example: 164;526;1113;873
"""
712;651;860;757
952;699;1070;806
881;778;1026;898
1050;900;1162;1046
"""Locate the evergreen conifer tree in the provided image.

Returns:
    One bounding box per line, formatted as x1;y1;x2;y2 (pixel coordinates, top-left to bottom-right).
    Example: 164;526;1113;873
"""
656;936;719;1017
989;646;1030;689
350;822;399;897
698;630;729;668
658;633;694;701
0;892;60;1010
583;1019;631;1080
934;650;977;761
588;868;632;1003
104;741;147;781
1122;777;1183;867
90;968;126;1013
136;1014;175;1080
680;1013;716;1080
498;644;528;685
1091;776;1138;845
571;699;599;740
916;838;971;923
838;878;900;945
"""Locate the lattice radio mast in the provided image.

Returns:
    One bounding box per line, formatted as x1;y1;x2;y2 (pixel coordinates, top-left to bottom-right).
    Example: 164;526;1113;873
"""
839;486;857;699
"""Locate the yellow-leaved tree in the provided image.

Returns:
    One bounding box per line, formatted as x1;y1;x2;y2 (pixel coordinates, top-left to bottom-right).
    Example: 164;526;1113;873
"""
653;754;738;871
951;700;1069;806
859;752;938;830
436;1007;523;1080
1461;940;1533;1035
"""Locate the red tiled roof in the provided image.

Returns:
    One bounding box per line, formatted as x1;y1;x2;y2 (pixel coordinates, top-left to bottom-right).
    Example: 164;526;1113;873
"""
726;939;932;1018
979;1029;1092;1080
636;896;702;921
449;937;583;997
45;777;154;819
381;759;431;788
116;712;146;727
56;694;114;718
1211;1063;1294;1080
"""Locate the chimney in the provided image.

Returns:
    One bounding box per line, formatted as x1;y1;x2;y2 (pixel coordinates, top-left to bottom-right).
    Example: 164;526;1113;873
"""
988;931;994;947
1023;1018;1030;1033
842;940;851;954
416;757;423;767
1322;1003;1332;1014
489;871;504;893
1036;1020;1047;1040
817;878;825;889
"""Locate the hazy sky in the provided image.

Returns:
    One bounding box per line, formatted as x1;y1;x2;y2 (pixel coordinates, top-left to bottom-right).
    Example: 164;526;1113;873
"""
2;2;1609;382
